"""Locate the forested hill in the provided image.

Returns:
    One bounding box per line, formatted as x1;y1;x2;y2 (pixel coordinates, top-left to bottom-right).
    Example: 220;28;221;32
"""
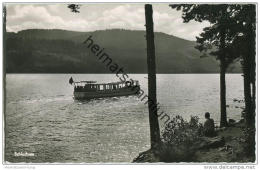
5;29;242;73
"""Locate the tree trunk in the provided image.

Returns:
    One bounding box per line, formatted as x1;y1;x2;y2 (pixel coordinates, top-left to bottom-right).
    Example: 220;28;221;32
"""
243;61;252;126
219;27;228;127
144;4;161;149
250;52;256;127
249;21;256;127
252;80;255;120
243;23;254;127
250;58;255;124
220;59;228;127
242;6;256;158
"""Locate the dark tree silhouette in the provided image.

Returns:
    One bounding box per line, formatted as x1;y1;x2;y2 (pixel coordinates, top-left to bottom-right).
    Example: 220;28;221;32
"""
170;4;256;128
145;4;161;149
232;5;256;127
68;4;81;13
170;4;256;156
170;4;241;127
226;5;256;157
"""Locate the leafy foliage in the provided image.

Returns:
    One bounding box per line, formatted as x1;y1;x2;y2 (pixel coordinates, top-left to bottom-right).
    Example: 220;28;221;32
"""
242;126;255;159
170;5;241;66
162;115;203;145
170;4;256;73
160;115;203;162
170;4;256;128
170;4;256;156
67;4;81;13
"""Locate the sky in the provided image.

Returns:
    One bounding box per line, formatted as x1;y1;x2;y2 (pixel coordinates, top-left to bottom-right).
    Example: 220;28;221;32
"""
6;3;210;41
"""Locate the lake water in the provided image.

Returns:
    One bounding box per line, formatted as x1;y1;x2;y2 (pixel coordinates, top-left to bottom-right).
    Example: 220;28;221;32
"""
5;74;244;163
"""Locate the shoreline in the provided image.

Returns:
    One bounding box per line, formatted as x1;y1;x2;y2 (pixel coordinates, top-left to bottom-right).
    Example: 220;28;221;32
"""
133;120;255;163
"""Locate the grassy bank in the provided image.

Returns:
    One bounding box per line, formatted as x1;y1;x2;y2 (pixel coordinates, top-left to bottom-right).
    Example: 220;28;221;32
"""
133;120;255;163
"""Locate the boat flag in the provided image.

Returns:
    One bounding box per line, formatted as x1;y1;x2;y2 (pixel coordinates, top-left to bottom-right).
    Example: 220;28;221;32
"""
69;77;74;85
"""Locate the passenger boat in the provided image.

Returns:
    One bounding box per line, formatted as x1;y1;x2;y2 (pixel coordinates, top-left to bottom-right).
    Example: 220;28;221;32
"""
69;77;140;100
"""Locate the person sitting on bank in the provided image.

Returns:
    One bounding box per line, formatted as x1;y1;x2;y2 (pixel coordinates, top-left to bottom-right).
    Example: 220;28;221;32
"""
204;112;217;137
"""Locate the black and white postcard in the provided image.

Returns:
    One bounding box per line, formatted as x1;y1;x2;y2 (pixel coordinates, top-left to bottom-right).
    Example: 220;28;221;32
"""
1;1;258;169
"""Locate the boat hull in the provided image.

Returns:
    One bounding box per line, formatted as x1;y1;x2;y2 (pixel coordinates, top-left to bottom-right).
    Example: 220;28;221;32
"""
74;86;140;100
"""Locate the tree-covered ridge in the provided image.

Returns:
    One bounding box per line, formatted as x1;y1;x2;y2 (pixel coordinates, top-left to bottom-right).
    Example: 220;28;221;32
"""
5;29;242;73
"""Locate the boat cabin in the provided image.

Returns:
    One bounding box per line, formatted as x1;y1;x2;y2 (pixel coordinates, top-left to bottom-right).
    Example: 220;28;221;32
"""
74;80;139;92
